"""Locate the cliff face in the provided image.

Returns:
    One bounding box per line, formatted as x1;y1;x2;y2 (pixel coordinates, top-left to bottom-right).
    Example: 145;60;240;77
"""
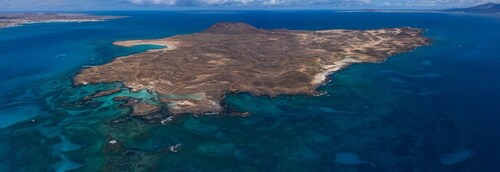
75;23;430;115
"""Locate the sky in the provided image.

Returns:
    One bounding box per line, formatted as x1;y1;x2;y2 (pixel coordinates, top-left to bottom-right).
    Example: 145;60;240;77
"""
0;0;499;11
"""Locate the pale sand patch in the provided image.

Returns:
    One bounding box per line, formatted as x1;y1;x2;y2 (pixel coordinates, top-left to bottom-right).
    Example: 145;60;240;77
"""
311;57;362;86
207;58;230;65
315;30;347;34
173;100;195;106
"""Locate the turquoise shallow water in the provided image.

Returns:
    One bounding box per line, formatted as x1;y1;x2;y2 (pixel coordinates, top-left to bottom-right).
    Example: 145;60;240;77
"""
0;11;500;171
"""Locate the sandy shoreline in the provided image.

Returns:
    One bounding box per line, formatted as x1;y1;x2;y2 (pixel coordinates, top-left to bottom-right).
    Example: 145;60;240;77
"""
113;39;180;51
311;57;362;86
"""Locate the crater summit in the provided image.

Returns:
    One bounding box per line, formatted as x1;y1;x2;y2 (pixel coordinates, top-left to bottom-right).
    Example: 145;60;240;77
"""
202;22;264;34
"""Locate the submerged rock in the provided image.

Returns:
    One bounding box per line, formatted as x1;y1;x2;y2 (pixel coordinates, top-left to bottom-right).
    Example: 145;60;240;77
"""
335;152;368;165
439;150;473;165
104;138;126;154
113;96;163;119
82;88;122;101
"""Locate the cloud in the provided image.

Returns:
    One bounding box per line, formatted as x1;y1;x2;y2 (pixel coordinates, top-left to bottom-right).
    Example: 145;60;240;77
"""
118;0;500;7
127;0;176;5
122;0;373;6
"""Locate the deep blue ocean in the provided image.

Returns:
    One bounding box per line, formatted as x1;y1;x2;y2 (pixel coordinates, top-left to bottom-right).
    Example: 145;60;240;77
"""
0;11;499;171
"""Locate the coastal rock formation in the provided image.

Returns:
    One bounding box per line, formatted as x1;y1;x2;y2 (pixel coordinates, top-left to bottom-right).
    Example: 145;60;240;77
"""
75;23;430;115
112;96;162;117
83;88;122;101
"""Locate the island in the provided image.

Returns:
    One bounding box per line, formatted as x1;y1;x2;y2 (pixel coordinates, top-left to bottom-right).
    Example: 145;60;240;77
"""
75;23;430;116
447;3;500;13
0;12;122;28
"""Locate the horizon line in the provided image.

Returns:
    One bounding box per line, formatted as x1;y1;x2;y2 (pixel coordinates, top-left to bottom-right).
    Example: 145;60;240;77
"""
0;7;455;12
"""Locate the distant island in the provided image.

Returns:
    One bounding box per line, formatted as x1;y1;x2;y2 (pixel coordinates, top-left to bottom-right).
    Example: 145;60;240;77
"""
75;23;430;117
0;12;122;28
447;3;500;13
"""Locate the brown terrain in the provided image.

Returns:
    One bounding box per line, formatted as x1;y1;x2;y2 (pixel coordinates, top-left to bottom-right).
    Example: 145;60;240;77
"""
75;23;430;115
